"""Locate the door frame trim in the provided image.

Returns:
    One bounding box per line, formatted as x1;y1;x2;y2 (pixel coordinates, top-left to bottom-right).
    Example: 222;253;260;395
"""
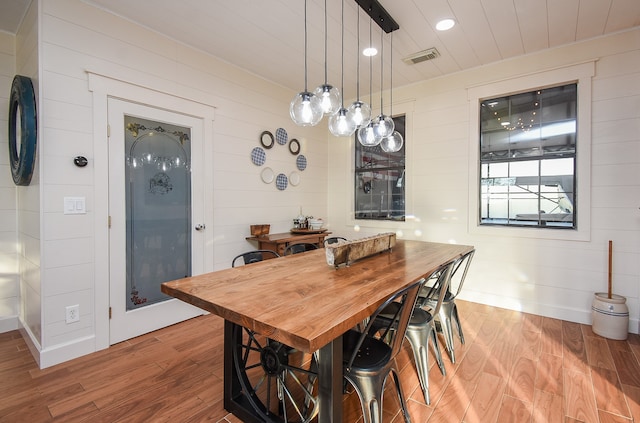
88;72;215;351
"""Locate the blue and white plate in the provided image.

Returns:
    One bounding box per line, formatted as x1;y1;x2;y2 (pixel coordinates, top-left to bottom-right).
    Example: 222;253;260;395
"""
251;147;266;166
276;173;288;190
275;128;288;145
296;155;307;171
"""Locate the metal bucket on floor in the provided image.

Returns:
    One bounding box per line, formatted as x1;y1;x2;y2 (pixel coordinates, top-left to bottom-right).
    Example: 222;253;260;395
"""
591;292;629;340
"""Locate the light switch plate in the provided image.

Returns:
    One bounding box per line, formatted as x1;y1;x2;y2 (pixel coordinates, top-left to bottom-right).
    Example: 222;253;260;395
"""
64;197;86;214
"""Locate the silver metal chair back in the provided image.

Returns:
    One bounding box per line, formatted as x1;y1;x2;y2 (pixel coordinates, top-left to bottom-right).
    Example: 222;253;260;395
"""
375;261;454;405
231;250;279;267
283;243;318;255
342;277;424;423
422;249;475;363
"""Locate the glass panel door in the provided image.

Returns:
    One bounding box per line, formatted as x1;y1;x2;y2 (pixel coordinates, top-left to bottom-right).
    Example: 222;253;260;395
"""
108;98;203;345
124;116;192;310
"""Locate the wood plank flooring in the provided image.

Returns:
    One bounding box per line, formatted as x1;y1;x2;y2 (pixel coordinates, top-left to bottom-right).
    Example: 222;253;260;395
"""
1;300;639;422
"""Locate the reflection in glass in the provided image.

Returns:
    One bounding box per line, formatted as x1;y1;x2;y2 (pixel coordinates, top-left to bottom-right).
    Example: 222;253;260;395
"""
124;116;191;310
355;115;405;221
479;84;576;228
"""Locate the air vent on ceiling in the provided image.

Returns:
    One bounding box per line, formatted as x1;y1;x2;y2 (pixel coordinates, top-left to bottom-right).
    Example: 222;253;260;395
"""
403;48;440;65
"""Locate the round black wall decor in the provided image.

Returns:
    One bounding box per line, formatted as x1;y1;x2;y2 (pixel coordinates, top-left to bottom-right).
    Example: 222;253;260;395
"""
8;75;38;186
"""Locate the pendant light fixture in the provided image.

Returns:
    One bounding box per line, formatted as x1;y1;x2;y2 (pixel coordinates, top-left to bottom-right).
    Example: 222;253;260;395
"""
314;0;341;115
346;7;371;129
357;17;379;146
380;31;404;153
372;27;394;140
329;0;356;136
290;0;323;126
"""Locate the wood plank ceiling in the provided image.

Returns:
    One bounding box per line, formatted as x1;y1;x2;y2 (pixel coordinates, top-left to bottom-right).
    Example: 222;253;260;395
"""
3;0;640;93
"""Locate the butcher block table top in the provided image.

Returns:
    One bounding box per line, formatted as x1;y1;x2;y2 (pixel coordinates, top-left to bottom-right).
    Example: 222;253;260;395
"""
161;239;474;353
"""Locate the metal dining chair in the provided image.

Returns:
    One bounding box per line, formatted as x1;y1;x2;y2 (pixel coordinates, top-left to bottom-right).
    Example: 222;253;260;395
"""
342;277;425;423
283;243;318;255
231;249;279;267
422;249;475;363
372;261;454;405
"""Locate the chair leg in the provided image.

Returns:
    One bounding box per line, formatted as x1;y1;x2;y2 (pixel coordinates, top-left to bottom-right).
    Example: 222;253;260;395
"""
344;373;385;423
390;366;412;423
429;324;446;376
405;327;433;404
452;303;465;345
437;304;457;363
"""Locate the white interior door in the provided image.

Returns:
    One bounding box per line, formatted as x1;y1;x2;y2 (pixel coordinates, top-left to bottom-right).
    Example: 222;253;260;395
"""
108;98;204;344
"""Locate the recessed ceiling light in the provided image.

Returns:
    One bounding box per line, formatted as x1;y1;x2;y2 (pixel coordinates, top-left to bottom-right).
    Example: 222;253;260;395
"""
436;18;455;31
363;47;377;57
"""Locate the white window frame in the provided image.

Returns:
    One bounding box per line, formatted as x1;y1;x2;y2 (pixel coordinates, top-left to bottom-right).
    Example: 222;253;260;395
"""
467;61;594;241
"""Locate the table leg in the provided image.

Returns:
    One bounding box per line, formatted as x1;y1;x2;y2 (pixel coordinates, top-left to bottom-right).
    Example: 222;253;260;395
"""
224;320;343;423
316;337;343;423
223;320;264;423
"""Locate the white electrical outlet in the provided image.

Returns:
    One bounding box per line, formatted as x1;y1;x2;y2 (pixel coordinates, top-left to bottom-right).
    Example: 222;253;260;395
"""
65;305;80;323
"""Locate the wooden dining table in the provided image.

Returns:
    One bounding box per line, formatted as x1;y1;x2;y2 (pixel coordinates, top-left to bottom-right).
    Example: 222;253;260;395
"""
161;239;474;423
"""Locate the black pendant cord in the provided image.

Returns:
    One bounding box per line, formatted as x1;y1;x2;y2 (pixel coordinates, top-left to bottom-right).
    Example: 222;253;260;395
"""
339;0;345;106
369;18;373;114
304;0;309;92
355;7;361;101
389;31;393;117
379;27;384;115
323;0;328;84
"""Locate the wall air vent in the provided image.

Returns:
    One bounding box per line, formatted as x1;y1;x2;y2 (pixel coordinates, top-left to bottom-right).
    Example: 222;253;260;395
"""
402;48;440;65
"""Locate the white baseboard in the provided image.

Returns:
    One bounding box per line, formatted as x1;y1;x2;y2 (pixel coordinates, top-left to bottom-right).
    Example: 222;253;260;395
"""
458;291;639;335
18;318;97;369
38;335;97;369
0;316;19;333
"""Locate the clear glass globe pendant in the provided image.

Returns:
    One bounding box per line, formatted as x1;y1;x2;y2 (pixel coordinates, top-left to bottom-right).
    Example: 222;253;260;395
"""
346;9;371;130
313;0;340;116
290;91;323;126
329;107;356;136
289;0;323;127
357;122;380;146
347;100;371;129
314;84;341;115
372;114;394;139
380;130;404;152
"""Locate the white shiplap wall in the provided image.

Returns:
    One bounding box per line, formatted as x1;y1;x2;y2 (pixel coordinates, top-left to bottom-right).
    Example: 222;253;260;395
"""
0;32;18;333
15;0;42;350
30;0;329;366
328;28;640;334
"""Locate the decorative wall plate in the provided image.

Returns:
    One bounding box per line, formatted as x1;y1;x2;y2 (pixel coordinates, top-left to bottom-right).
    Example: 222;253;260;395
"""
289;138;300;155
289;171;300;186
251;147;266;166
261;167;274;183
275;127;288;145
260;130;274;149
275;173;288;190
296;155;307;171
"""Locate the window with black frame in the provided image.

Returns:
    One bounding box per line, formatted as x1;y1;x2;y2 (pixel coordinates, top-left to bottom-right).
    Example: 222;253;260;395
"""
480;84;576;228
355;115;405;221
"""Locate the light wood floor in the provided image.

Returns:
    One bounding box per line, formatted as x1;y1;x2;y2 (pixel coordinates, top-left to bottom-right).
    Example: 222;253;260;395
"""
1;300;639;423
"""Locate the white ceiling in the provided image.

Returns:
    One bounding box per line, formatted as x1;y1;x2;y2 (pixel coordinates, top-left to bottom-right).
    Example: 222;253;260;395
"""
2;0;640;95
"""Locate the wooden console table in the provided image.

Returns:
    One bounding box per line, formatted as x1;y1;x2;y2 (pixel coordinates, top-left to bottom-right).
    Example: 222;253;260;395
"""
246;231;331;256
